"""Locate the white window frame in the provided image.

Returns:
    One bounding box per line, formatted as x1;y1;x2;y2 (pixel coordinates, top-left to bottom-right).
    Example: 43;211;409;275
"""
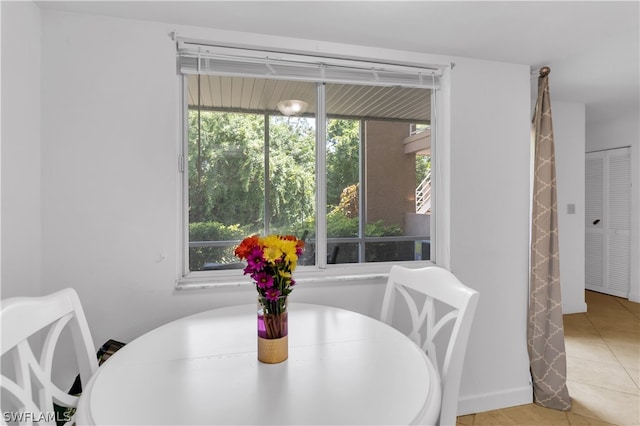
175;41;449;289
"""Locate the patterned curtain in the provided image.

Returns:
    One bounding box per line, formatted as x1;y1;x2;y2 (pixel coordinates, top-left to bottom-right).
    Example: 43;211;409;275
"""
528;66;572;410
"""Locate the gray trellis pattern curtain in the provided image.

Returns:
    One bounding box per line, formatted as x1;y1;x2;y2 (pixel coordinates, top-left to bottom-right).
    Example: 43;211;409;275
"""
528;67;572;410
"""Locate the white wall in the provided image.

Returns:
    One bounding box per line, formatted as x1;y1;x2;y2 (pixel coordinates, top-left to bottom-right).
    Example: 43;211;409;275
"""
449;58;533;413
3;6;534;414
553;101;587;313
1;1;42;298
586;108;640;302
1;0;2;293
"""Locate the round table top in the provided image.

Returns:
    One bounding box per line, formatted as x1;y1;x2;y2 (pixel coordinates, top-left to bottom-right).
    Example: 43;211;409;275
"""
76;303;441;425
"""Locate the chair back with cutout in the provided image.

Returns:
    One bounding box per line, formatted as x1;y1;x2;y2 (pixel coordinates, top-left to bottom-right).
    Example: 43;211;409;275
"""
381;265;479;426
1;288;98;426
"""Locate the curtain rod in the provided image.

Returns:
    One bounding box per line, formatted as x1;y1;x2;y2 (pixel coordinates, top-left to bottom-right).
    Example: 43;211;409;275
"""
530;66;551;78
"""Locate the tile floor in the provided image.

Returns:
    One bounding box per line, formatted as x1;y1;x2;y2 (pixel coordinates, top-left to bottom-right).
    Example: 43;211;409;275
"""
457;290;640;426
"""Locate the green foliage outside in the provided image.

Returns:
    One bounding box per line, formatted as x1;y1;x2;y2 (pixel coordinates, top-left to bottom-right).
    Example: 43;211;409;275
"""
189;112;316;231
327;119;360;207
188;221;248;270
416;155;431;186
189;110;408;269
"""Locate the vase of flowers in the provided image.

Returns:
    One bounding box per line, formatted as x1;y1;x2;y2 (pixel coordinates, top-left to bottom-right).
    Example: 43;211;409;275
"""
234;234;304;364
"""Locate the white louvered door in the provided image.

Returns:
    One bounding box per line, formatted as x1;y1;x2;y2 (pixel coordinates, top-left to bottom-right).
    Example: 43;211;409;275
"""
585;152;605;293
585;147;631;298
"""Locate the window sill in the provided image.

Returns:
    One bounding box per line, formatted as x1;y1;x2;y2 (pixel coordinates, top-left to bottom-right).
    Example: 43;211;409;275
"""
175;260;435;291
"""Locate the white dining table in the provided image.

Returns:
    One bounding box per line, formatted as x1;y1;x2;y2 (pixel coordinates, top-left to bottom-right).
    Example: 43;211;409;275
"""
76;303;441;425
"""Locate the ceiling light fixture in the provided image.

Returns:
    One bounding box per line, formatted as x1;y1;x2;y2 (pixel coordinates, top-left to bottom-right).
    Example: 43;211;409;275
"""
277;100;308;116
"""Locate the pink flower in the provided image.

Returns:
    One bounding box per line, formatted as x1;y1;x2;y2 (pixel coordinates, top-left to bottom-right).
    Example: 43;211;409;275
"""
247;246;265;271
265;288;281;301
254;272;274;289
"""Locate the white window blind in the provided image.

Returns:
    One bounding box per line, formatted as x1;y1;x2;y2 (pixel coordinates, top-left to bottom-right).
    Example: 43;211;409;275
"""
177;40;442;89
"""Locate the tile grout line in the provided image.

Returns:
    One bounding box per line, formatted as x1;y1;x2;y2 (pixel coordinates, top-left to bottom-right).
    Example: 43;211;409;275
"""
568;378;640;398
613;295;640;321
587;300;640;392
569;296;638;424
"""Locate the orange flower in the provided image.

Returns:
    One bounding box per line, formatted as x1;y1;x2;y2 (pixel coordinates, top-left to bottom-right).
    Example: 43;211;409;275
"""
280;234;305;252
234;235;260;259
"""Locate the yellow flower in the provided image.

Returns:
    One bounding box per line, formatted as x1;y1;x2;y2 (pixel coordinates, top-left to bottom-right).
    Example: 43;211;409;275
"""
287;255;298;271
279;270;291;279
261;235;299;266
281;244;298;265
265;247;284;263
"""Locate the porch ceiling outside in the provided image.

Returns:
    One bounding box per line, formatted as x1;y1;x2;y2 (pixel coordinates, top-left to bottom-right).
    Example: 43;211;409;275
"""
187;75;431;123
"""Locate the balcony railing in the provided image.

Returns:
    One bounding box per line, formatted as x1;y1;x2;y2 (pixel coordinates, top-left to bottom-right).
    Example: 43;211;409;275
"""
416;171;431;214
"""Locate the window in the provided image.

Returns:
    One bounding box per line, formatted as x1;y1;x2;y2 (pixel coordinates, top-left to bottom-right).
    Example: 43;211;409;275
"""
178;42;441;280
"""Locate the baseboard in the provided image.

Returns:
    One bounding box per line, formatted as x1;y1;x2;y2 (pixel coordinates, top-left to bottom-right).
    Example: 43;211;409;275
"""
563;301;588;314
457;384;533;416
629;292;640;303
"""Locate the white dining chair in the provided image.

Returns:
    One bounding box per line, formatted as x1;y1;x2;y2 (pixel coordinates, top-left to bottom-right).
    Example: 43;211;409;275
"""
381;265;480;426
1;288;98;426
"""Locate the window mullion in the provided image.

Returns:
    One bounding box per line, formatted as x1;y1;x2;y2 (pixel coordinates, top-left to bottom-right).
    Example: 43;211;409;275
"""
264;113;270;235
316;83;328;268
358;119;366;263
180;75;190;277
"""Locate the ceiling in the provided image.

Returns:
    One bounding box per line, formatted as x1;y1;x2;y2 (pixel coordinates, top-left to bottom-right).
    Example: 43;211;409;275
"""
37;1;639;123
187;75;432;122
